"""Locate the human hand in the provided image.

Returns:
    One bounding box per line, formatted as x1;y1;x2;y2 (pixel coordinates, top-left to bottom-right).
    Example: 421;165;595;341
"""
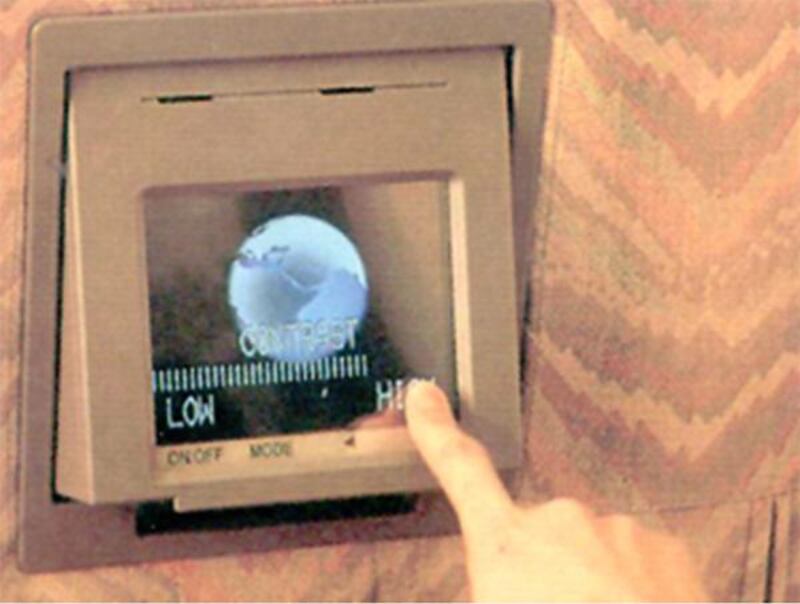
404;381;709;602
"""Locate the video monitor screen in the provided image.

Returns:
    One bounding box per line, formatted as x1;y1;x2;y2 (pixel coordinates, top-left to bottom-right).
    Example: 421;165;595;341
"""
144;181;457;446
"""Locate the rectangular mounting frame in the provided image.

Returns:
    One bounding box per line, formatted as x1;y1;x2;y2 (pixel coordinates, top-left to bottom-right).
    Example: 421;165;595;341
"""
19;0;552;573
60;47;519;508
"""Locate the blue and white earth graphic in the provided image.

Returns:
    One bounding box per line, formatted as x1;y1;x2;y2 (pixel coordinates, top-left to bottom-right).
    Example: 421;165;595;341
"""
228;214;368;363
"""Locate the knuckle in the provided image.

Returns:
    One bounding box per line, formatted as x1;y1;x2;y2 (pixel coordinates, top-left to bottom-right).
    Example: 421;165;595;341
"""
545;497;593;520
662;533;693;558
606;513;637;531
606;513;634;524
603;513;639;544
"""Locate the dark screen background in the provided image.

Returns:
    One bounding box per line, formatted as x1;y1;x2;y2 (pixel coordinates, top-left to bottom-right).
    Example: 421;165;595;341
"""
144;183;457;445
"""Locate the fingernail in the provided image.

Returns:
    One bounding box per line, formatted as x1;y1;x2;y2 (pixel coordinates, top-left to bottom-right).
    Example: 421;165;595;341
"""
406;381;453;424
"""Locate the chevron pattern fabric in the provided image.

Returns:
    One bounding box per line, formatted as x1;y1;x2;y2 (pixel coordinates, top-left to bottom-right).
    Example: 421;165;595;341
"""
518;2;800;599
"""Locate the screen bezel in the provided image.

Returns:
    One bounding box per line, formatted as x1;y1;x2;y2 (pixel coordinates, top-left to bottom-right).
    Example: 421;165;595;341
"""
68;48;521;507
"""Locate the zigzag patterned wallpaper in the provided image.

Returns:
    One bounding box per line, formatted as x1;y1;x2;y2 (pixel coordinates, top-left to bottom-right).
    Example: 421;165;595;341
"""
519;2;800;600
1;0;798;600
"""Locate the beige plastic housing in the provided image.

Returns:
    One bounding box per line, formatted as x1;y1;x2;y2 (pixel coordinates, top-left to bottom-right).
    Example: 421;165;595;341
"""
20;0;552;572
56;48;520;511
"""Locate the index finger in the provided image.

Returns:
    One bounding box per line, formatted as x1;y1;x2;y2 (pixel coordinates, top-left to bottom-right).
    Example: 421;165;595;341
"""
404;381;513;530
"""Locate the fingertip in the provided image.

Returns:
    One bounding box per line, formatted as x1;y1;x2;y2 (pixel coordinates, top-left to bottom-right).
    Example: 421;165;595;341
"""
404;380;455;430
403;380;460;477
404;381;514;528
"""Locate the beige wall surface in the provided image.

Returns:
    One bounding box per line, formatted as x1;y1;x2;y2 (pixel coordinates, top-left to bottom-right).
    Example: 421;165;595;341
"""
2;0;799;600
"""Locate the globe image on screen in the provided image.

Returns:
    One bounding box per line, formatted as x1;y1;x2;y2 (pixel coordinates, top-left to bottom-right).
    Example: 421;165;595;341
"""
228;214;369;363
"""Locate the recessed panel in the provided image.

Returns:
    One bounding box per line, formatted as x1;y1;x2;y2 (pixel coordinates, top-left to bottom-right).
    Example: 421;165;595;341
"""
20;0;552;572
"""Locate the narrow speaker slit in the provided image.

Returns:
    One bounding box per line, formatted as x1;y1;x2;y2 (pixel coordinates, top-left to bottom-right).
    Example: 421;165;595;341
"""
319;86;376;96
155;94;214;104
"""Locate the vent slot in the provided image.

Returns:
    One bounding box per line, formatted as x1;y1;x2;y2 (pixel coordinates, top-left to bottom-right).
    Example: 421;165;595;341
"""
319;85;376;96
155;94;214;105
145;81;447;104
